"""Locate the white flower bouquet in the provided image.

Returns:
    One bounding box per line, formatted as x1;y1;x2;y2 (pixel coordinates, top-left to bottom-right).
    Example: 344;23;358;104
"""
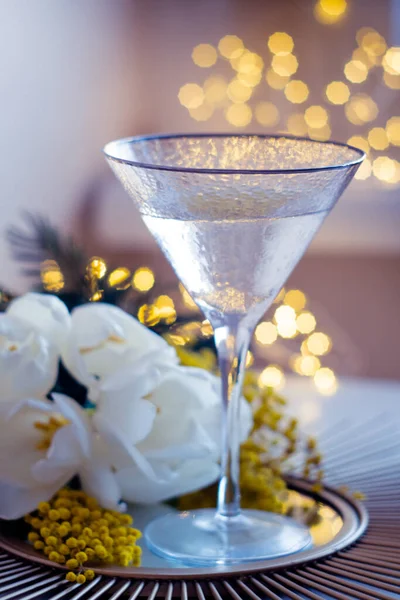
0;293;253;520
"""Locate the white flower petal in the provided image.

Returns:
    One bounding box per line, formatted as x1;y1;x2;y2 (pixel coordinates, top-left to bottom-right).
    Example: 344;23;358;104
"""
7;293;70;350
95;396;156;445
0;480;62;520
98;353;161;397
31;425;82;484
1;397;53;420
62;303;178;385
80;466;121;511
143;420;218;461
0;315;58;402
117;459;220;505
93;413;167;482
61;334;97;391
137;368;221;454
51;393;91;458
0;405;45;487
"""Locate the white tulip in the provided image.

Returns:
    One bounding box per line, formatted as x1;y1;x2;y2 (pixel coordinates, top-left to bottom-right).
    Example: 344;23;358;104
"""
61;303;178;402
7;293;71;350
0;315;59;403
115;367;253;504
0;393;130;519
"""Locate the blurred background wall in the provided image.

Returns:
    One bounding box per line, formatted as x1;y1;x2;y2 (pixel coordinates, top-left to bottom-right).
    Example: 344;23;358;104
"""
0;0;399;381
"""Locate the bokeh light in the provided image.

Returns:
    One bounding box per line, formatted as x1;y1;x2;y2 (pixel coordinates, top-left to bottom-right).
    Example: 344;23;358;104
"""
344;60;368;83
273;288;286;304
284;289;306;311
298;355;321;376
308;124;332;141
268;32;294;56
192;44;218;68
356;27;375;47
237;71;263;88
296;311;317;334
382;47;400;75
304;105;329;129
255;101;279;127
389;160;400;184
227;79;253;103
90;291;103;302
218;35;244;59
325;81;350;104
354;158;372;180
314;0;348;25
352;47;376;69
241;52;264;73
286;113;308;136
372;156;397;182
41;260;64;292
203;76;227;104
87;257;107;279
274;305;298;339
225;103;252;127
347;135;370;154
154;295;177;325
258;365;285;390
179;283;197;309
201;319;213;337
108;267;131;290
233;51;264;75
284;80;309;104
314;367;338;395
275;304;296;323
246;350;254;367
178;83;205;109
266;69;290;90
272;53;298;77
277;321;298;339
383;72;400;90
255;321;278;345
138;304;160;327
386;117;400;146
132;267;155;292
368;127;389;150
360;30;387;58
189;104;214;121
345;94;378;125
306;332;332;355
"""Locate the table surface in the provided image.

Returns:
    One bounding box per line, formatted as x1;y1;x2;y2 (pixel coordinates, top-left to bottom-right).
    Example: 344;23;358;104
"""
0;375;399;599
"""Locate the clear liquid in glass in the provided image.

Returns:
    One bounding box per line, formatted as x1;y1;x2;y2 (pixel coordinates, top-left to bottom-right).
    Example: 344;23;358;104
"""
143;209;328;321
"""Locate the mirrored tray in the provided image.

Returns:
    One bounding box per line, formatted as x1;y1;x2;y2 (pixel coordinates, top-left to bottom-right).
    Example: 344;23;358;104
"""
0;478;367;580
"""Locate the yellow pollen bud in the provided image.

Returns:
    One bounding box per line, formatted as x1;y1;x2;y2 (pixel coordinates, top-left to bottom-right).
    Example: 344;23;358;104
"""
37;502;51;514
85;569;95;581
75;551;88;563
66;558;79;569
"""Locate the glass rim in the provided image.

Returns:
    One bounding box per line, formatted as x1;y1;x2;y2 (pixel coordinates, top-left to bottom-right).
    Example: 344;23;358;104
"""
103;132;365;175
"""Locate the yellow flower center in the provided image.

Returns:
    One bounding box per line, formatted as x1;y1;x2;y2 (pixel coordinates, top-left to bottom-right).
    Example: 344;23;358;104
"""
34;415;70;451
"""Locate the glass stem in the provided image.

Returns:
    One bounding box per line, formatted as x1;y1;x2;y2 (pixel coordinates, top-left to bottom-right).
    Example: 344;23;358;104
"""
214;319;252;520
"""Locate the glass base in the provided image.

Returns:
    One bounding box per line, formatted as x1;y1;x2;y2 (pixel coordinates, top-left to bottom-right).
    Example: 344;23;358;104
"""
145;509;312;566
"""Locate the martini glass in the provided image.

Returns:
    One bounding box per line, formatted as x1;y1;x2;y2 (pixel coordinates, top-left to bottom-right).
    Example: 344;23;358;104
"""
104;134;364;566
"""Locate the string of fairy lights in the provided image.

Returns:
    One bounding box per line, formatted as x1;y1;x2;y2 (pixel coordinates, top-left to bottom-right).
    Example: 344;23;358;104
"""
178;0;400;185
41;257;338;396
